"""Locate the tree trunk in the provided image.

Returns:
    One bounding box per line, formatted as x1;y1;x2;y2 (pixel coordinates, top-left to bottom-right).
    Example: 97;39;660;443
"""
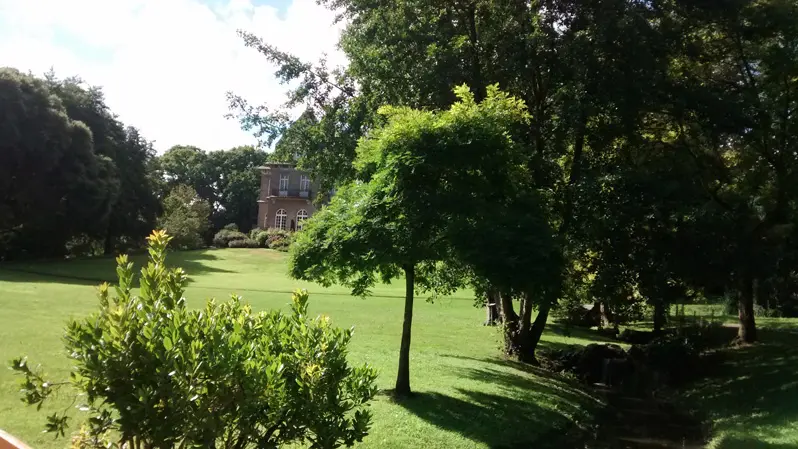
599;301;614;329
653;301;666;334
498;292;520;355
484;288;500;326
524;299;551;363
103;226;115;256
395;264;415;397
738;274;757;343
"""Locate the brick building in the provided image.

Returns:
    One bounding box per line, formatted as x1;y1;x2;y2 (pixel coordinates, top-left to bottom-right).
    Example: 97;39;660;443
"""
256;163;320;231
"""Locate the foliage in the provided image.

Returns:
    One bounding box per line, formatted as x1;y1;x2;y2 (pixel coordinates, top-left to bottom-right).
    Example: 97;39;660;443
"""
553;297;596;328
222;223;239;231
45;72;160;254
267;234;293;252
157;185;211;250
227;238;259;248
10;231;377;448
157;145;268;233
0;67;119;259
229;0;798;348
212;229;248;248
251;228;292;250
290;85;552;392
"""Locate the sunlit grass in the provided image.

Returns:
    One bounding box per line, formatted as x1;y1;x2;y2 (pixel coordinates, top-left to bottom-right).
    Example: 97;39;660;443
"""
0;249;601;449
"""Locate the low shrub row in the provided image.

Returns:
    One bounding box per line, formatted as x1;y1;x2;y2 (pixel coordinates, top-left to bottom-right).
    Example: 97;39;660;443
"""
212;226;294;251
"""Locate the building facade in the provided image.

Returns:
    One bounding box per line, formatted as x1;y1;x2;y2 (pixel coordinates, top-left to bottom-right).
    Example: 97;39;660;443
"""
256;163;319;231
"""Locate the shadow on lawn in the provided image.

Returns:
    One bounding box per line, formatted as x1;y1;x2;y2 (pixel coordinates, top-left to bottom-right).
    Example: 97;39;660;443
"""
398;356;601;448
684;326;798;447
0;250;234;287
544;322;621;344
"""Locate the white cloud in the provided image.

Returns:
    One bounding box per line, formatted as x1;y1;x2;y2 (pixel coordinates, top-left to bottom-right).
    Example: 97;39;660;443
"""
0;0;346;152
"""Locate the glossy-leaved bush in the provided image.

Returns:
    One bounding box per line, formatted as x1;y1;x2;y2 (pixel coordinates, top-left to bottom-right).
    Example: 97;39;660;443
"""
12;230;377;448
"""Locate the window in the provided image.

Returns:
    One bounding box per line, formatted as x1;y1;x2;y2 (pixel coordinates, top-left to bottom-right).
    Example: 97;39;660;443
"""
275;209;287;230
279;174;289;190
300;175;310;192
296;209;309;230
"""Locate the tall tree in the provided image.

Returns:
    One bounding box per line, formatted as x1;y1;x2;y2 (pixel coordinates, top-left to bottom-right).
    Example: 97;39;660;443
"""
158;185;211;250
290;87;540;393
45;72;159;254
0;67;118;259
236;0;798;345
649;0;798;342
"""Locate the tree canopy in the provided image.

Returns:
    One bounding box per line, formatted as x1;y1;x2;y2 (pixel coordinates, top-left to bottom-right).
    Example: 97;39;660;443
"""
290;85;557;393
236;0;798;346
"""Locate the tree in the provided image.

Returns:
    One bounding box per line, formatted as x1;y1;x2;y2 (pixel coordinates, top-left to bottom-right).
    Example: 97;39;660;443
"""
157;145;268;233
290;86;552;393
45;72;159;254
158;185;211;250
208;146;267;231
0;67;119;259
237;0;798;345
633;0;798;342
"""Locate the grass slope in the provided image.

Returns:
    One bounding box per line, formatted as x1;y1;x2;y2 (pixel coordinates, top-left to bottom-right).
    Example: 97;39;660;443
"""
683;320;798;448
0;249;601;449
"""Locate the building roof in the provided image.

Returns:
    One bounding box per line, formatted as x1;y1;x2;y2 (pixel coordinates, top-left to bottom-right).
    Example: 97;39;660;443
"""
256;162;297;170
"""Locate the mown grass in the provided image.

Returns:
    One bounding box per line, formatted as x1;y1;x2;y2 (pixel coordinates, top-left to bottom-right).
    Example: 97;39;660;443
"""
679;313;798;448
0;249;602;449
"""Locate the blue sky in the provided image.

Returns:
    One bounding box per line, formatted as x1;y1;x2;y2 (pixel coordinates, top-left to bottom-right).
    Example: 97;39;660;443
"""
0;0;345;152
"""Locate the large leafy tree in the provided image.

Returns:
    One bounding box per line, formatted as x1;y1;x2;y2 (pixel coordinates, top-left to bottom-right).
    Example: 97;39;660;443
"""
236;0;675;343
237;0;798;345
44;73;160;254
639;0;798;341
0;67;119;259
290;86;555;393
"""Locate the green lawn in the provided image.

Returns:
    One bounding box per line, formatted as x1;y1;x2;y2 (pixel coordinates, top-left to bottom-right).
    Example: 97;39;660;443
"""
681;320;798;448
0;249;602;449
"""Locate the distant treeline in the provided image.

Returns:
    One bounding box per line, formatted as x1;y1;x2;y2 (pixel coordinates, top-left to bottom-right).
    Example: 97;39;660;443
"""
0;67;273;260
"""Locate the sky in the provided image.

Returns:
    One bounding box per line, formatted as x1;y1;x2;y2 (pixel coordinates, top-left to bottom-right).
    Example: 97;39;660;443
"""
0;0;347;152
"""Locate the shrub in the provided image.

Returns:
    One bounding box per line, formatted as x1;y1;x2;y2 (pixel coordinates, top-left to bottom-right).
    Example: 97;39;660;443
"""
223;223;239;231
11;230;377;448
228;238;259;248
249;228;263;239
251;228;294;250
158;185;211;250
65;234;104;258
213;229;248;248
269;233;293;252
253;230;270;247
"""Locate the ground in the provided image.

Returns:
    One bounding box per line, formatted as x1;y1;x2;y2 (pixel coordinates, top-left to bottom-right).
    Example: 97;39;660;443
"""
1;250;796;448
682;316;798;448
0;249;601;449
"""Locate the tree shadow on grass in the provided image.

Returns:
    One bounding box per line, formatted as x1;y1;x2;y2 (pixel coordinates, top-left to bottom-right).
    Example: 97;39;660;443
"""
544;322;621;344
0;250;234;287
399;356;602;448
710;436;798;449
684;327;798;446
